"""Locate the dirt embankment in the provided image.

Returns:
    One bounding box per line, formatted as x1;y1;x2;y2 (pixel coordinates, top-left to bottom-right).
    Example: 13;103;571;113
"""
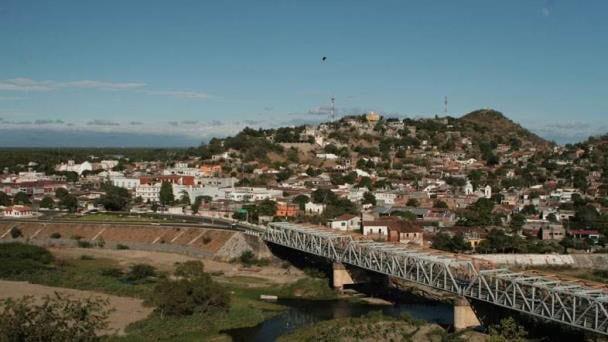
0;280;153;336
50;247;304;285
0;221;271;261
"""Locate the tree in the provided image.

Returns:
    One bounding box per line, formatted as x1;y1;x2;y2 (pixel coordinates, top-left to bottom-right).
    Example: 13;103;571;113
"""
175;260;206;279
391;210;417;221
152;271;229;316
362;192;376;206
59;194;78;213
292;195;310;211
191;196;204;214
488;317;527;342
0;191;10;206
39;196;54;209
179;190;191;205
12;192;30;205
406;198;419;207
159;182;174;206
0;294;111;341
257;199;277;217
510;213;527;231
96;184;130;211
433;200;448;209
55;187;69;200
124;264;156;283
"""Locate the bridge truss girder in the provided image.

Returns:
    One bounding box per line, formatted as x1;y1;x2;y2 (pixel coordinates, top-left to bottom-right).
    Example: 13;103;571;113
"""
263;222;608;335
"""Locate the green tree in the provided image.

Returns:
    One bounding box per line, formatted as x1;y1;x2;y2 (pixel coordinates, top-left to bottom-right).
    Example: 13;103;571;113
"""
433;200;448;209
488;317;527;342
159;182;174;205
257;199;277;217
0;191;10;206
96;184;130;211
406;198;419;207
292;195;310;210
39;196;55;209
510;213;527;231
362;192;377;206
179;190;191;205
151;272;229;316
59;194;78;213
55;187;69;201
12;192;30;205
0;294;111;341
174;260;206;279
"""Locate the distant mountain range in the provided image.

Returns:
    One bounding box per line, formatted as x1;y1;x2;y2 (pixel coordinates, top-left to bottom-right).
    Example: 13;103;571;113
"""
0;129;201;148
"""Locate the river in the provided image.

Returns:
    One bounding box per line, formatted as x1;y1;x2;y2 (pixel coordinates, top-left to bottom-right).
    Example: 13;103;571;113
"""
222;295;453;341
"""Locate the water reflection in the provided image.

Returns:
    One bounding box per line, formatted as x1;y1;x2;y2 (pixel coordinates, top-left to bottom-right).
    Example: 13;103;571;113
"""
222;298;452;342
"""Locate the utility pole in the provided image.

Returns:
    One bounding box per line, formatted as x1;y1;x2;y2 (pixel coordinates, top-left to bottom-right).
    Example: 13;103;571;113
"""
444;96;448;116
330;97;336;121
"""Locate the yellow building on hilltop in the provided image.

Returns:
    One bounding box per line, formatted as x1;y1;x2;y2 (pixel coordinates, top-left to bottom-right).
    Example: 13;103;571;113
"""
365;111;380;122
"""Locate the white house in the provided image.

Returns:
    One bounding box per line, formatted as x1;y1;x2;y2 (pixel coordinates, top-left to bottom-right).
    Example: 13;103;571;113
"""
135;183;161;202
4;205;34;218
316;153;338;160
111;176;140;190
362;221;389;236
55;160;93;175
304;202;325;215
327;214;361;231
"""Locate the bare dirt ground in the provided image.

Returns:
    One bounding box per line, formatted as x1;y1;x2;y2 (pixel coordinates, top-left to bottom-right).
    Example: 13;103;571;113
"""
0;280;152;336
50;247;304;284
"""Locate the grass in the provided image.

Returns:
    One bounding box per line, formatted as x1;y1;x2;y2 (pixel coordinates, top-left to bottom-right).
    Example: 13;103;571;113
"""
0;244;344;341
105;285;284;341
277;311;436;342
9;256;157;299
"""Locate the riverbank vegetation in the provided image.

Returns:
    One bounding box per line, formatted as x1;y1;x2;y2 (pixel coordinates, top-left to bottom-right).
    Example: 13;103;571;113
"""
278;311;472;342
0;242;338;340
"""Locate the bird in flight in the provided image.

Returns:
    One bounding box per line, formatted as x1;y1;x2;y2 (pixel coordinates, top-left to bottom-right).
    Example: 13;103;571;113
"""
322;56;327;62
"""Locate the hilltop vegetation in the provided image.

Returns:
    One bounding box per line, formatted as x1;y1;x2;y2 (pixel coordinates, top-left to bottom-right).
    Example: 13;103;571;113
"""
457;109;549;147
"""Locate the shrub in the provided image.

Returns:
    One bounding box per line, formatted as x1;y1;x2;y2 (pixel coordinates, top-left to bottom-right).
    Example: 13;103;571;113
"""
124;264;156;283
96;237;105;248
151;273;229;316
99;267;123;278
174;261;206;279
9;227;22;239
202;236;212;244
0;294;111;341
50;232;61;239
79;255;94;260
77;240;92;248
237;250;256;267
116;244;130;250
0;243;54;278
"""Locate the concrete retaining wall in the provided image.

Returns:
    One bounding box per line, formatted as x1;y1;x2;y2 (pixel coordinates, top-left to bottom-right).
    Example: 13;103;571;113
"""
472;253;608;270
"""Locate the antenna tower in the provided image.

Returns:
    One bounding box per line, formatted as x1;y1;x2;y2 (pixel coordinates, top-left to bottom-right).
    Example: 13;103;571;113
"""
444;96;448;115
330;97;335;120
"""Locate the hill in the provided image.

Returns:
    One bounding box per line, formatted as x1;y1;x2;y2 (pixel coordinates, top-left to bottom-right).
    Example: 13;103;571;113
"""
457;109;550;147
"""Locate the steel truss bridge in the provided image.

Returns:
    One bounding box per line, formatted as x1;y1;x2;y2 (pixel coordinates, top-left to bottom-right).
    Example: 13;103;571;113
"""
256;222;608;335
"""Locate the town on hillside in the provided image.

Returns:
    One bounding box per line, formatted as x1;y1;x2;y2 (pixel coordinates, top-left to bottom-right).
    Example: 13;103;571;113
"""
1;109;607;255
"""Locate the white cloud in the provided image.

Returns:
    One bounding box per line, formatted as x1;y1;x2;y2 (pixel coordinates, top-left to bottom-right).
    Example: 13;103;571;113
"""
0;78;146;92
0;78;214;101
143;90;212;99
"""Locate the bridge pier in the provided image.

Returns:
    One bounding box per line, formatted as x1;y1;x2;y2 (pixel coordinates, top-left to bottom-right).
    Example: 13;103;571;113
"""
332;262;355;290
453;297;481;331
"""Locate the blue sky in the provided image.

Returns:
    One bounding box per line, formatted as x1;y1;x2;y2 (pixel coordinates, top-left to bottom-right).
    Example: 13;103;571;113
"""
0;0;607;146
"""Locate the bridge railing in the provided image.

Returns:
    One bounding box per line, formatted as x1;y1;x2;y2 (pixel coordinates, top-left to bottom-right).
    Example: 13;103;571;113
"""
263;222;608;335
